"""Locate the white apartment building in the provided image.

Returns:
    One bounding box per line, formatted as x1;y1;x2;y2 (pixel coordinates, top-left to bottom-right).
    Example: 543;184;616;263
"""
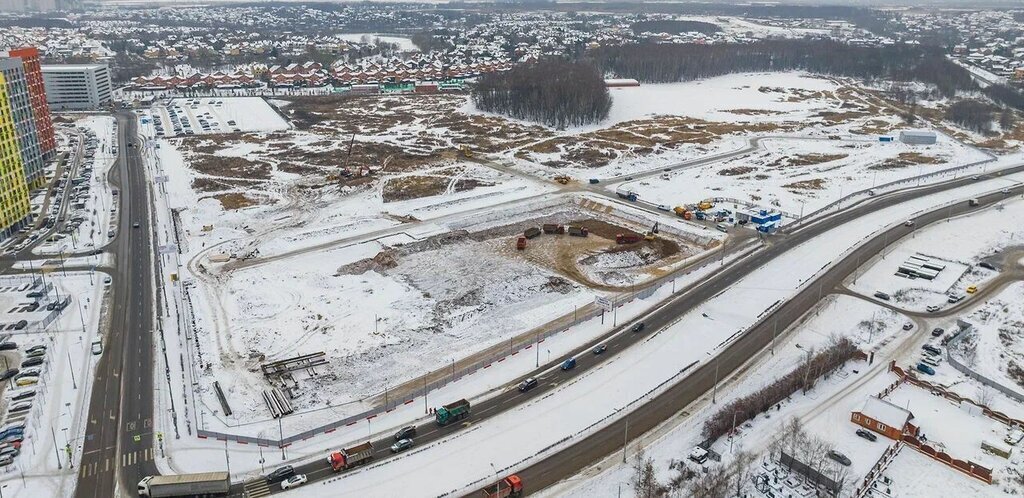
40;64;112;110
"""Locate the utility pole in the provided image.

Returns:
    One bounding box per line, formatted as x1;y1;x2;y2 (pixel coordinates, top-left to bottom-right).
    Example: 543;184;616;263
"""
423;374;428;415
50;426;61;470
66;351;76;389
278;416;285;460
622;419;628;463
535;332;539;368
712;359;719;404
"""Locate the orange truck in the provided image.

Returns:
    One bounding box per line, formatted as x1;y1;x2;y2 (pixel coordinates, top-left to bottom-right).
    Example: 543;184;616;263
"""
483;475;523;498
516;237;526;250
327;441;374;471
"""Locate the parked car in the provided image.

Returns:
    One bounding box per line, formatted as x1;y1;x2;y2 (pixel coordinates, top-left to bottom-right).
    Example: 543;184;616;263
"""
827;450;852;466
13;320;26;331
979;262;997;271
7;402;31;414
20;357;42;368
394;426;416;441
903;220;914;227
873;291;890;301
266;465;295;484
966;285;978;294
0;455;12;466
931;328;945;337
855;429;877;442
280;474;307;490
25;291;42;299
14;377;37;387
14;368;39;381
916;363;936;375
0;342;17;351
25;345;46;357
926;305;941;313
390;438;413;453
947;294;964;304
560;358;577;371
6;389;34;402
518;377;538;392
91;338;102;355
592;344;607;355
631;322;646;333
0;369;18;381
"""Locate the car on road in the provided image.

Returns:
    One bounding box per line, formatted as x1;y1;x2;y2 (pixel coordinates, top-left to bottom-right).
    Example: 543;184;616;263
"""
657;204;670;211
133;222;140;229
592;344;607;355
827;450;852;466
390;438;413;453
280;474;307;490
103;276;112;286
926;305;941;313
394;426;416;441
631;322;646;333
1001;189;1011;194
588;178;599;184
560;357;577;371
518;377;538;392
856;429;877;442
931;328;944;337
904;220;914;227
873;291;890;301
971;175;980;180
266;465;295;484
902;322;914;331
966;285;978;294
916;363;936;375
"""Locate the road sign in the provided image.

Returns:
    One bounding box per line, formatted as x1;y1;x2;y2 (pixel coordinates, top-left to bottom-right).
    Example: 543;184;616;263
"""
595;296;613;312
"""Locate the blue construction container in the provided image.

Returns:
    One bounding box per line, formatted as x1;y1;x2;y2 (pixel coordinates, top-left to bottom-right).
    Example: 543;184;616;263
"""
879;136;894;142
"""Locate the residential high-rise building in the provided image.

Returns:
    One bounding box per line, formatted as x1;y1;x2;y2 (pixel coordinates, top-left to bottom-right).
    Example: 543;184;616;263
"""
0;58;45;190
0;72;31;241
41;63;112;111
6;48;55;159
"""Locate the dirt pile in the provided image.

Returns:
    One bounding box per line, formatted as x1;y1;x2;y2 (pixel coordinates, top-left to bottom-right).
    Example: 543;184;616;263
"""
336;249;399;275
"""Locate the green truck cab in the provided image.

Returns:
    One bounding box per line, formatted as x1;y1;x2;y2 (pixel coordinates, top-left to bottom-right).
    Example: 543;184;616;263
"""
435;399;471;426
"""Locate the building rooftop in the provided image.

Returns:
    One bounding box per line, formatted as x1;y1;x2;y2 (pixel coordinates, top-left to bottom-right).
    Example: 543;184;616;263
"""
41;64;107;71
860;395;913;429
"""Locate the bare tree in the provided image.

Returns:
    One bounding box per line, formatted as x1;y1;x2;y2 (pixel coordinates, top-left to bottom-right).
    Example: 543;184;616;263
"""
729;451;756;498
976;385;995;407
686;466;730;498
631;451;661;498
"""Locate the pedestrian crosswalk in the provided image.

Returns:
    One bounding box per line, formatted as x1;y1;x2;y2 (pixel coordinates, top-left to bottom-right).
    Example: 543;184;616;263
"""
244;479;271;498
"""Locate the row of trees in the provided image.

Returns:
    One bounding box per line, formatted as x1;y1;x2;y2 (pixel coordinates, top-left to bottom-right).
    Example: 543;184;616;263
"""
630;449;757;498
471;58;611;128
588;39;976;98
702;335;859;442
944;100;1009;134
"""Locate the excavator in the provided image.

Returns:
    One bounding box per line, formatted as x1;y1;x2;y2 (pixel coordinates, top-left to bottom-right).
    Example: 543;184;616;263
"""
553;174;572;185
644;222;659;241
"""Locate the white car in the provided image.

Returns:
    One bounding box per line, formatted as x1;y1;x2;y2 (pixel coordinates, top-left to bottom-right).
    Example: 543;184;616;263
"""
926;305;941;313
281;474;307;490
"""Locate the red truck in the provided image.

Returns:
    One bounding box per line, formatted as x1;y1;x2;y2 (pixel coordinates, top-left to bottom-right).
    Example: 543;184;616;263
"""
483;475;523;498
616;233;641;244
516;237;526;250
327;441;374;471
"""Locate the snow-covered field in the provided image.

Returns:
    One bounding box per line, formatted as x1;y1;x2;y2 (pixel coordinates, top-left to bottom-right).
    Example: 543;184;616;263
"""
617;135;990;217
337;33;418;51
848;194;1024;311
956;282;1024;400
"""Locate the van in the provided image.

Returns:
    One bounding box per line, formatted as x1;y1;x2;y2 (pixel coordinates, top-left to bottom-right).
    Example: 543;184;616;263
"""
688;447;708;464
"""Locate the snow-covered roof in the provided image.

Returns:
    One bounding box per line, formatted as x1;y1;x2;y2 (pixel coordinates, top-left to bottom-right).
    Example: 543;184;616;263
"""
859;396;912;429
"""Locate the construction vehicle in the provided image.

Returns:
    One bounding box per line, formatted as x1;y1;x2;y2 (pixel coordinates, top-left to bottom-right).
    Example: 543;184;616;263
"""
644;222;659;241
524;227;542;239
616;233;641;244
615;188;639;202
697;200;714;210
483;475;524;498
436;399;471;426
673;206;693;220
137;473;230;497
327;441;374;471
568;226;589;237
460;145;473;158
516;237;526;250
553;175;572;185
542;224;565;234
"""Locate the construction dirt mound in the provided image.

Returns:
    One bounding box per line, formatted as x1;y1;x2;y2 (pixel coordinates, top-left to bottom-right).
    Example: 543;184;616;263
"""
336;249;399;275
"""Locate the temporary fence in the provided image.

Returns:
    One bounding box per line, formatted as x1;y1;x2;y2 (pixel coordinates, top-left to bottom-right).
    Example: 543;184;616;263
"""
945;320;1024;404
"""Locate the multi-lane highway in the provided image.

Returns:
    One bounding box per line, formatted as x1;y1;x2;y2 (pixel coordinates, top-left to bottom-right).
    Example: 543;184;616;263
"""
223;165;1024;495
75;111;158;498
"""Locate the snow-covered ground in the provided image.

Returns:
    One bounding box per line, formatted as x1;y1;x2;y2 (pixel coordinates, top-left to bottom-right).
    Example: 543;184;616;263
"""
0;273;108;498
616;135;990;217
956;282;1024;400
337;33;418;51
847;194;1024;311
